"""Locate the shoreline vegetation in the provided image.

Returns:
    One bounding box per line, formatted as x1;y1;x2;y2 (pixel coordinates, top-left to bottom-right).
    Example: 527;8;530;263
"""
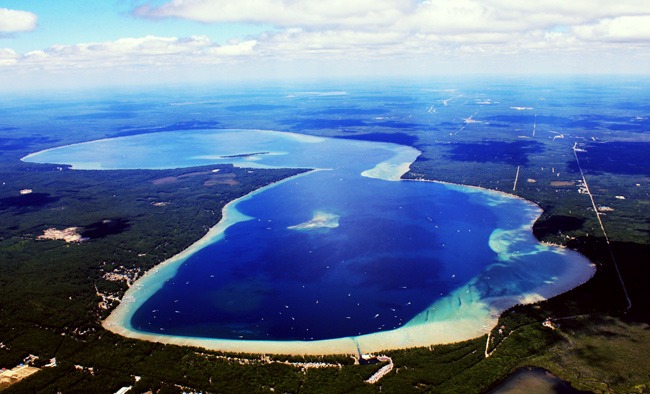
25;130;594;356
1;152;645;394
1;83;648;393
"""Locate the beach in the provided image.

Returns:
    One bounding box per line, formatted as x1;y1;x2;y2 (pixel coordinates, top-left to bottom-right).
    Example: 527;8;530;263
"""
102;174;593;355
25;129;595;355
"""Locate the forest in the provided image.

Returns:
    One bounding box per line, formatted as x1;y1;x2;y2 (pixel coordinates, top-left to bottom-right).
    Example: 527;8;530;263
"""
1;90;648;392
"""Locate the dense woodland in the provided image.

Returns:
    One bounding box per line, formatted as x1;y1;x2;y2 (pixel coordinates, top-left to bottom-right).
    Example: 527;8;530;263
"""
1;89;648;393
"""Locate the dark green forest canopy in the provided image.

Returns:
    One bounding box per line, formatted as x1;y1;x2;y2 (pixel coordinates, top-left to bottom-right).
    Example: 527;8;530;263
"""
0;86;648;392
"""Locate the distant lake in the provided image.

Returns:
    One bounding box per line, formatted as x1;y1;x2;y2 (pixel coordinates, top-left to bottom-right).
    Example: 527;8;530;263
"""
24;129;594;350
488;367;590;394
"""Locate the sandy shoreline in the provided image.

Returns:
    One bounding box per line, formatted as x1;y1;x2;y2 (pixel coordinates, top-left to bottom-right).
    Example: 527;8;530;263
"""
30;129;591;356
415;178;544;212
103;173;594;356
104;278;501;355
102;171;317;342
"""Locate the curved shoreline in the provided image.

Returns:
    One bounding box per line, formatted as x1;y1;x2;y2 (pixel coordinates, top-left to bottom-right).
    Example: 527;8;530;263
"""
25;129;595;355
102;171;318;337
102;178;593;356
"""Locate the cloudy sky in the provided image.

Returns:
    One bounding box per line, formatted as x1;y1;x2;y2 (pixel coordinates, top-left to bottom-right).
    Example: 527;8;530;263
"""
1;0;649;90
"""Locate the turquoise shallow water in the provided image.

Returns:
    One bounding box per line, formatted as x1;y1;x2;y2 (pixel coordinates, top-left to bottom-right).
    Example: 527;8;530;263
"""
24;129;594;342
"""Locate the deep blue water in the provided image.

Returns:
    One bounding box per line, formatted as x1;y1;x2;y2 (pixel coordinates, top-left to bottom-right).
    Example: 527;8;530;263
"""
24;128;589;343
130;171;498;340
14;77;638;344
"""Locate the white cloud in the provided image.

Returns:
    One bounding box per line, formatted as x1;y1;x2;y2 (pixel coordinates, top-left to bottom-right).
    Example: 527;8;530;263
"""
133;0;413;28
399;1;650;39
2;35;258;70
0;8;37;33
123;0;650;80
258;29;407;56
573;16;650;42
3;1;650;84
134;0;650;31
0;47;18;65
205;39;257;56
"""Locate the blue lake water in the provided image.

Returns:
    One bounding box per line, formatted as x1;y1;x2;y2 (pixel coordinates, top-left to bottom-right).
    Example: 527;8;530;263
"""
24;129;593;344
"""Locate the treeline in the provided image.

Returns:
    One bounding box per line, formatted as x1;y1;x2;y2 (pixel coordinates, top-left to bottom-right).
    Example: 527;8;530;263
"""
0;162;301;383
1;128;648;391
0;158;572;393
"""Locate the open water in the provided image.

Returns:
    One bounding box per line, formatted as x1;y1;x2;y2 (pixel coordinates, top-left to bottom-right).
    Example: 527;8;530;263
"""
24;129;592;342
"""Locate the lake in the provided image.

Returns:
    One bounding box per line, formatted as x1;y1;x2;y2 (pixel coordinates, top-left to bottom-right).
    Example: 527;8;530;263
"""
24;128;594;353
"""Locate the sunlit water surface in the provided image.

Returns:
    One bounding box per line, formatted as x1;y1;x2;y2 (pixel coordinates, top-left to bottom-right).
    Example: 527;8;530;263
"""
24;129;593;342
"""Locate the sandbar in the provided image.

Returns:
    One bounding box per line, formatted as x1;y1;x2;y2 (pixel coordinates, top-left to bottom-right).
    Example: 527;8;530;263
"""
23;129;595;355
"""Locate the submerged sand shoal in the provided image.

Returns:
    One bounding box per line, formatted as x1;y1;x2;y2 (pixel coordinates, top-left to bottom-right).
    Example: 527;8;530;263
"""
102;177;594;355
23;129;595;355
103;274;499;355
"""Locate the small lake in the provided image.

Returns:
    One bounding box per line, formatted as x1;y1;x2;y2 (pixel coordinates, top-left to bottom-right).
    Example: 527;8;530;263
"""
24;129;594;352
488;367;590;394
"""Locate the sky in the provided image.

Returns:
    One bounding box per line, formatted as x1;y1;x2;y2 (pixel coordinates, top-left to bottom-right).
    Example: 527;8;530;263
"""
1;0;650;90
